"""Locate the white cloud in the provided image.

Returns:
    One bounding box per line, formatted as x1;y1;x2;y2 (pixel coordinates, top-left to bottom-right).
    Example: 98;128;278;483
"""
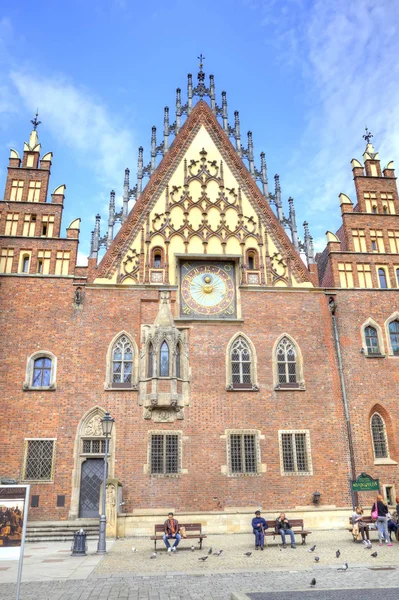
10;71;134;189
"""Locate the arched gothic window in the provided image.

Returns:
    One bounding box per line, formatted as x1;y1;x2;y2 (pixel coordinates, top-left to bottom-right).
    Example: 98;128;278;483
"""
176;344;181;379
277;337;297;385
160;341;169;377
389;320;399;356
112;335;133;388
148;343;154;377
365;326;380;355
371;413;388;458
231;337;252;388
24;351;57;391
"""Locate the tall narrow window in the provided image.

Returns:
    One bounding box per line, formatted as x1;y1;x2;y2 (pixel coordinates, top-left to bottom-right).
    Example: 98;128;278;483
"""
338;263;353;287
389;320;399;355
280;431;312;474
22;254;30;274
277;337;297;385
23;214;37;237
153;253;161;268
55;251;70;275
231;337;251;388
10;180;24;201
229;433;257;474
378;268;388;288
396;269;399;287
32;357;52;387
365;326;380;355
37;250;51;274
150;433;179;474
148;343;154;377
371;413;388;458
112;335;133;388
160;341;169;377
175;344;181;378
0;249;14;273
27;181;41;202
5;213;19;236
248;253;255;270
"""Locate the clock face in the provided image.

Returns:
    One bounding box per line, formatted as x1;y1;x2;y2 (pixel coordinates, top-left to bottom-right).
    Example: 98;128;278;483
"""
180;261;236;318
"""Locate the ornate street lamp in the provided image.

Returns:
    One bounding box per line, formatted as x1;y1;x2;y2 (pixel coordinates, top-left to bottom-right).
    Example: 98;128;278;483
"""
96;411;115;554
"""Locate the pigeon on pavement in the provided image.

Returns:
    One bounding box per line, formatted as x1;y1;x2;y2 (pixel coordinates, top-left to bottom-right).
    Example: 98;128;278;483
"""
213;550;223;556
198;556;208;562
314;556;320;562
244;552;252;556
338;562;348;571
150;552;157;559
310;578;316;587
132;547;138;552
309;544;316;552
336;550;341;558
371;551;378;557
208;547;213;555
191;545;195;552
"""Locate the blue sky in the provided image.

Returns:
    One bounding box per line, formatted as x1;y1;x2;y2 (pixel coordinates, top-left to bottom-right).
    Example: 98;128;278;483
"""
1;0;398;264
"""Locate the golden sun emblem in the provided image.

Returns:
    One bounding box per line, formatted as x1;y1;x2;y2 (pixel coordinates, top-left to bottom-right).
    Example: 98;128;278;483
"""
202;275;214;294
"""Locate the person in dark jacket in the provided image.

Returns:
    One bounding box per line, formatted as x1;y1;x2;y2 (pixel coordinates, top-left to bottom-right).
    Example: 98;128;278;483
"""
372;494;392;546
163;512;181;552
251;510;268;550
275;513;296;548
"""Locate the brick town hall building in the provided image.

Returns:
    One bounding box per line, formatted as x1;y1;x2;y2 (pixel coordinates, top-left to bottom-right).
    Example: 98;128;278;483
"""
1;64;399;535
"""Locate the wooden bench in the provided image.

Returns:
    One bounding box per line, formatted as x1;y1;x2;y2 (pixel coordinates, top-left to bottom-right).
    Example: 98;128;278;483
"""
151;523;207;550
263;519;312;546
348;516;398;542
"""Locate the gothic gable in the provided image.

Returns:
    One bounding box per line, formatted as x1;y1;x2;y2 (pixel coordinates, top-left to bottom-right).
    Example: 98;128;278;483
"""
94;101;314;287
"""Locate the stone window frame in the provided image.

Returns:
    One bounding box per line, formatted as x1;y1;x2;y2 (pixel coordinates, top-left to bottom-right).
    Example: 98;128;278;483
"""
360;317;385;357
23;350;57;391
278;429;313;476
377;266;389;289
145;430;184;477
272;333;305;391
383;483;396;507
225;332;259;391
370;412;389;461
104;331;139;390
384;312;399;357
222;429;265;477
22;438;56;483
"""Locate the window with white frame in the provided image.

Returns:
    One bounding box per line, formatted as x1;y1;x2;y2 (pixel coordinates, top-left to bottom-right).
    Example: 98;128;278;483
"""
371;413;388;459
277;337;297;385
23;439;56;481
389;320;399;355
365;326;380;355
279;431;312;475
231;336;252;388
10;180;24;201
111;335;133;388
149;433;180;475
24;351;57;390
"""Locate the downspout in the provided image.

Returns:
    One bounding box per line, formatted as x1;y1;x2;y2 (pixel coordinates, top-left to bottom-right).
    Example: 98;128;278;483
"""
328;297;357;509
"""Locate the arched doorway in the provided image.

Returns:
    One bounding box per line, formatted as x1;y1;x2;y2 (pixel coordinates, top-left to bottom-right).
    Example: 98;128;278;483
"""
69;407;116;520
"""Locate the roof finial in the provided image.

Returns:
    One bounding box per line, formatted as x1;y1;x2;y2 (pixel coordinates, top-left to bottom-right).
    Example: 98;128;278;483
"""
198;53;205;70
363;127;373;145
30;109;41;131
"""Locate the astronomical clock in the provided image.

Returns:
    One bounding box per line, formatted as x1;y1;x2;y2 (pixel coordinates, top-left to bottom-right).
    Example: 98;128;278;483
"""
180;261;237;319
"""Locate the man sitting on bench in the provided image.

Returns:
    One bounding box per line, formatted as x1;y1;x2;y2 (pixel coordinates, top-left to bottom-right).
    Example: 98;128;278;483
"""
163;512;181;552
275;512;296;549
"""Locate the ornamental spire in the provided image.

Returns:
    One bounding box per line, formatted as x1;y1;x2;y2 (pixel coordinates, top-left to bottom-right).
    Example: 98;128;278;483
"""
30;110;41;131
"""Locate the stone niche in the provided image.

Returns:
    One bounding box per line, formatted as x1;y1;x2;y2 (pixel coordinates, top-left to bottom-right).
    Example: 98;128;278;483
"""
139;291;190;421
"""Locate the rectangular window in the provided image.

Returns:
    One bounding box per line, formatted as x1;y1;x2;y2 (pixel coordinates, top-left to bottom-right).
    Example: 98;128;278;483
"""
27;181;41;202
338;263;353;288
10;180;24;201
381;193;395;215
229;433;257;474
0;248;14;273
364;192;377;214
280;431;312;475
37;250;51;274
352;229;366;252
388;231;399;254
82;439;106;454
23;439;55;481
150;433;179;475
55;251;70;275
357;264;372;288
5;213;19;236
41;215;55;237
370;230;385;253
23;214;37;237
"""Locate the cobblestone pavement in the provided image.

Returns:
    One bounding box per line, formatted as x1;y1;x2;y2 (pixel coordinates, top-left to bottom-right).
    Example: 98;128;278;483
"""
0;531;398;600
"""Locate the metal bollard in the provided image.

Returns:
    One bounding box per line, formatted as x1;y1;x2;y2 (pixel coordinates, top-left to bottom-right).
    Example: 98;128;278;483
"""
71;528;87;556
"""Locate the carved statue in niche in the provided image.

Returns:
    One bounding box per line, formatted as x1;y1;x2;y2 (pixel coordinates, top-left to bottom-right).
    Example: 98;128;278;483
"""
106;484;116;525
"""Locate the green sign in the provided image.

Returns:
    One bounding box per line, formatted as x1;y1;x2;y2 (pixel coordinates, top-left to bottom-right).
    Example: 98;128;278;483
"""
351;472;380;492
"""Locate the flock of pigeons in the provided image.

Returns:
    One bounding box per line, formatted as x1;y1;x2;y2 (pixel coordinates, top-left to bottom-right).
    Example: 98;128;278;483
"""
133;540;382;587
